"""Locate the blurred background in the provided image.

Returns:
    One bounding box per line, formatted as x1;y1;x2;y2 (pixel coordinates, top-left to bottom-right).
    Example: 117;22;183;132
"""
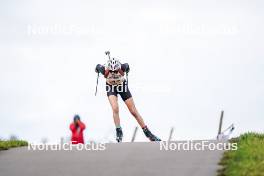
0;0;263;143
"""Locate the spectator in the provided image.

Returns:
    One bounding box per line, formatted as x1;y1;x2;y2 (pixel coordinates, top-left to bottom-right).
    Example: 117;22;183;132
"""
70;115;86;144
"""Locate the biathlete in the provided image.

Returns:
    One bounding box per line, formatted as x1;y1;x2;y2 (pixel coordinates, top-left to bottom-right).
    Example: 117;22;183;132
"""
95;52;161;142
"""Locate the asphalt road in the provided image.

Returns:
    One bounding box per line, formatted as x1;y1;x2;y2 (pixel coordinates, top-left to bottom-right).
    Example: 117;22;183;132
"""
0;141;224;176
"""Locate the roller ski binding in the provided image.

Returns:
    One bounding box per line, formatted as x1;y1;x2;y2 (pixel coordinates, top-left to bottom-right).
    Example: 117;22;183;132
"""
143;126;161;142
116;127;123;143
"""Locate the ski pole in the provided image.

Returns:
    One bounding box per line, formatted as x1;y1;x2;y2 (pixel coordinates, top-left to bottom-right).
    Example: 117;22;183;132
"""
126;72;129;87
105;51;111;60
95;72;99;96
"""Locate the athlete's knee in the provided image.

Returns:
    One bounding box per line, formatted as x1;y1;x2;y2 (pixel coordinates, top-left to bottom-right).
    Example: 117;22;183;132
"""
112;106;119;114
129;108;138;117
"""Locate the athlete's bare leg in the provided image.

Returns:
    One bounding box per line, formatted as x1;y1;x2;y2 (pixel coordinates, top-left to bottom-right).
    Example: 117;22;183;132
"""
124;97;146;128
108;95;120;127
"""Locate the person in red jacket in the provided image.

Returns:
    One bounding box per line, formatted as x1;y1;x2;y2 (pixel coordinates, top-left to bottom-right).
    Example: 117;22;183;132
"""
70;115;86;144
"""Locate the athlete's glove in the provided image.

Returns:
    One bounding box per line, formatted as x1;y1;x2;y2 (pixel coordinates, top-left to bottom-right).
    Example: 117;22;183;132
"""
95;67;99;73
95;64;102;73
122;63;130;73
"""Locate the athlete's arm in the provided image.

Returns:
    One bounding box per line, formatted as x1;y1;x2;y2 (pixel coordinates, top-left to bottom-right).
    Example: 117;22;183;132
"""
104;68;110;78
77;120;86;131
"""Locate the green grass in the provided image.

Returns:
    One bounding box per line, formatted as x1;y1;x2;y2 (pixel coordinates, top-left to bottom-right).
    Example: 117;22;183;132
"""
0;140;28;150
218;132;264;176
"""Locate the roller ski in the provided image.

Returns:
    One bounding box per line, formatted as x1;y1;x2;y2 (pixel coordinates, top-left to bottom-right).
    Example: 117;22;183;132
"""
143;126;161;142
116;127;123;143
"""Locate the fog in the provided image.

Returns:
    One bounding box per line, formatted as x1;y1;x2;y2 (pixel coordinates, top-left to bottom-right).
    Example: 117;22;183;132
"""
0;0;263;142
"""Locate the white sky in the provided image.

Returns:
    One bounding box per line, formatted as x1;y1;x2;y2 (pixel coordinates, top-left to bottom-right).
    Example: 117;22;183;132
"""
0;0;263;143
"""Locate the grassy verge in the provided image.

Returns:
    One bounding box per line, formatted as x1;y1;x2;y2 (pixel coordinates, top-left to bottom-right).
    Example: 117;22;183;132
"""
0;140;28;150
218;132;264;176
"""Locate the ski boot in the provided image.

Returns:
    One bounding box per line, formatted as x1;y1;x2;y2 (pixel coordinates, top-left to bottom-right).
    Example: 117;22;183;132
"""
116;127;123;143
143;126;161;142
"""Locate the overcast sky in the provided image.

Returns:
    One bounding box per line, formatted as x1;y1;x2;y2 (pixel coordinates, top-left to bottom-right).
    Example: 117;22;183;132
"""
0;0;263;143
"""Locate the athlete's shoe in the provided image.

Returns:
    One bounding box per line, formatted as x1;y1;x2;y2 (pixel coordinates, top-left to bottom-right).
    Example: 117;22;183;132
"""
143;126;161;142
116;127;123;143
